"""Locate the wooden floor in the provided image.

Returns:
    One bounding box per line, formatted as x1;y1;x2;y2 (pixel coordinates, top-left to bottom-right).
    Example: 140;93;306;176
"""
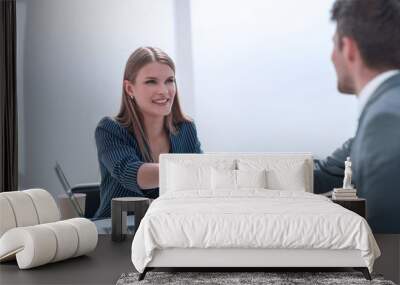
373;234;400;284
1;234;398;284
0;235;134;285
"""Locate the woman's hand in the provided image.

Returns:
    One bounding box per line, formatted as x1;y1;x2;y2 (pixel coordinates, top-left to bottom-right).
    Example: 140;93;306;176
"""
137;163;159;189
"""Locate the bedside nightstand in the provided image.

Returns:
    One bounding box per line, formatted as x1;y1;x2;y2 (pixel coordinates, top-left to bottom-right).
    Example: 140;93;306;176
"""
111;197;150;242
332;198;366;218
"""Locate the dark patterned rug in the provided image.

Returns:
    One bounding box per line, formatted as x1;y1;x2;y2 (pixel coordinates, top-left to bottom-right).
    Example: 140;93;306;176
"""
116;271;396;285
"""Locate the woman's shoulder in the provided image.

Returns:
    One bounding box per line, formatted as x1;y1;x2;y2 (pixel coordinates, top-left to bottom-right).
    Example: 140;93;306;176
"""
97;116;131;131
97;116;119;128
95;116;129;138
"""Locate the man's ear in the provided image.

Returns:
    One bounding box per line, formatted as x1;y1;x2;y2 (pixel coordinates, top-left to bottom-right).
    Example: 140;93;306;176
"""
341;36;359;63
124;80;134;98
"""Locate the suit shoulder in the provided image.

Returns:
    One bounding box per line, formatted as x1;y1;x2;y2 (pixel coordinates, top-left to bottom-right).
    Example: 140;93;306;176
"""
366;85;400;120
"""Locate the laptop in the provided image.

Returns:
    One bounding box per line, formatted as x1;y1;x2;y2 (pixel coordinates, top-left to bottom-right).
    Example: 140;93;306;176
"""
54;162;135;234
54;162;85;217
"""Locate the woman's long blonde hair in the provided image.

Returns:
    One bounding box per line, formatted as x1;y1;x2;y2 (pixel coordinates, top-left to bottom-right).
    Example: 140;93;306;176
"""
116;47;190;162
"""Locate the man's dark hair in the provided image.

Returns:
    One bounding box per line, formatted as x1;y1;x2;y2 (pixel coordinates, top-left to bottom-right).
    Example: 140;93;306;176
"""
331;0;400;70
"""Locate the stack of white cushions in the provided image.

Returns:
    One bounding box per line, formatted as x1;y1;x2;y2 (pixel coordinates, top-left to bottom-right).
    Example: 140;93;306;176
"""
163;155;310;194
0;189;98;269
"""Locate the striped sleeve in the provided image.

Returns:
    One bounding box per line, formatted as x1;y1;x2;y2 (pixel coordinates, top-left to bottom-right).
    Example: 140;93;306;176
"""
95;123;144;195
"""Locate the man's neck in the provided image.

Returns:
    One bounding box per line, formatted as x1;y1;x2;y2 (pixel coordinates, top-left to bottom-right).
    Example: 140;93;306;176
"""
352;64;399;95
354;68;382;96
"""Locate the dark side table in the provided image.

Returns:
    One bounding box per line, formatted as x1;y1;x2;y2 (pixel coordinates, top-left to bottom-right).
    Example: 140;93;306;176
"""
332;198;366;218
111;197;150;242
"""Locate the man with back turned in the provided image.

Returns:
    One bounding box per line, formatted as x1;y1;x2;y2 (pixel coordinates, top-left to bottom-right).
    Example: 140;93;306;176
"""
314;0;400;234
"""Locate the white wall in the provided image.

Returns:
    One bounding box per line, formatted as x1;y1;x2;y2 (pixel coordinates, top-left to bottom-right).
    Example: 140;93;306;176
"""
190;0;358;157
17;0;177;196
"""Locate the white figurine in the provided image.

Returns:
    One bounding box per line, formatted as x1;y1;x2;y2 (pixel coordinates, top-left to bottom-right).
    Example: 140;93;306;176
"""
343;156;353;189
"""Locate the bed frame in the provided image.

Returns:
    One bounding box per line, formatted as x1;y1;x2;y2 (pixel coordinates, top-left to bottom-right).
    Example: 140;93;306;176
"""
138;248;371;280
138;153;372;281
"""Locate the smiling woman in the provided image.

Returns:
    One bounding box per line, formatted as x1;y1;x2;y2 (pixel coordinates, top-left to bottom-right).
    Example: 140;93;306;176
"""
93;47;202;219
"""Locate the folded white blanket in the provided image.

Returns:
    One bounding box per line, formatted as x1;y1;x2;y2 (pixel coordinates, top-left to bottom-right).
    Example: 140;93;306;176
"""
131;190;380;273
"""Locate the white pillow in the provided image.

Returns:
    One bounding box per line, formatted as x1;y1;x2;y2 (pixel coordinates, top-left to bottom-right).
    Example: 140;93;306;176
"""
211;169;268;190
167;163;211;191
211;168;236;190
267;168;306;191
236;169;267;188
238;158;307;191
166;159;236;192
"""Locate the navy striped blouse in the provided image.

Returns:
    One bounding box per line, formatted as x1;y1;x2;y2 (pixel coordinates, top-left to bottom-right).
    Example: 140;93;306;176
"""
94;117;202;218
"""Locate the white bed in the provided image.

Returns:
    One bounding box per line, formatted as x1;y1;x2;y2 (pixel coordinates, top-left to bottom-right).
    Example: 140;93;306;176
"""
131;153;380;280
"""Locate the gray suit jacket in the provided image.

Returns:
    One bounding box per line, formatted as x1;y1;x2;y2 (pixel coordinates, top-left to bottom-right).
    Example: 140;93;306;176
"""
315;73;400;233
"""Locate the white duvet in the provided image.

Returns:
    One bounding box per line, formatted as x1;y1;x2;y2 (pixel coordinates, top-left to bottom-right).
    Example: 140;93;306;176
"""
131;190;380;273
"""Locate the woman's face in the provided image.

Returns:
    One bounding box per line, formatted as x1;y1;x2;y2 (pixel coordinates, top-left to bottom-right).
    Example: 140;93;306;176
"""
125;62;176;118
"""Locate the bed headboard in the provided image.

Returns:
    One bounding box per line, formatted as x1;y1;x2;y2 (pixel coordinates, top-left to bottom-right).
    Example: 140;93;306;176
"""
159;153;314;195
